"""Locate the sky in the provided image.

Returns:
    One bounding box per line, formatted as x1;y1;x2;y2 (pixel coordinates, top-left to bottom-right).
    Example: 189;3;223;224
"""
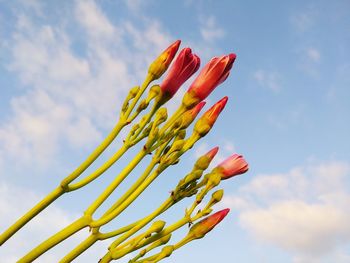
0;0;349;262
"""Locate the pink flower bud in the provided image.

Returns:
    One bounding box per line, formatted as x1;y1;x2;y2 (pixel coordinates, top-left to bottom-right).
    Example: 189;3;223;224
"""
189;209;230;239
216;154;249;180
194;97;228;136
160;48;200;101
202;96;228;126
205;146;219;162
148;40;181;80
180;101;206;129
195;146;219;170
183;53;236;107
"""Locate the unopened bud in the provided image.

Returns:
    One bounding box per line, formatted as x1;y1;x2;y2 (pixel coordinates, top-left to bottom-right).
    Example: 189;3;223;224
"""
160;245;174;257
212;189;224;203
194;147;219;171
194;97;228;137
148;40;181;80
188;208;230;239
180;101;207;129
150;220;166;233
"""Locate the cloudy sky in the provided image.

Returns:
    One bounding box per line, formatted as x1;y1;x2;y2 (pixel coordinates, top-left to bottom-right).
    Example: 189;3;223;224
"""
0;0;349;262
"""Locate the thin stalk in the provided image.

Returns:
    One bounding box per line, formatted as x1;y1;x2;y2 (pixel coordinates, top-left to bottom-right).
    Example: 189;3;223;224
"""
59;220;141;263
91;161;160;227
18;216;90;263
110;198;173;252
85;148;148;216
0;187;64;246
0;77;153;245
59;234;98;263
67;144;129;191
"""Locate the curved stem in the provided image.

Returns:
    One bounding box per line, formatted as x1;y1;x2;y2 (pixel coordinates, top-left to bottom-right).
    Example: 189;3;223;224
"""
124;75;153;119
60;122;125;187
67;144;129;191
91;161;159;227
18;216;90;263
110;198;173;252
85;148;148;216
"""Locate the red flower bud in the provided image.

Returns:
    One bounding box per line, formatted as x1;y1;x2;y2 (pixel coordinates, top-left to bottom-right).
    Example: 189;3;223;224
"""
216;154;249;180
203;96;228;126
148;40;181;80
194;146;219;170
189;209;230;239
194;97;228;136
183;54;236;108
205;146;219;162
160;48;200;101
180;101;206;129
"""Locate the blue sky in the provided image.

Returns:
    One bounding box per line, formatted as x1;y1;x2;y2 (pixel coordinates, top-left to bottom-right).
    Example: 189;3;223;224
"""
0;0;349;262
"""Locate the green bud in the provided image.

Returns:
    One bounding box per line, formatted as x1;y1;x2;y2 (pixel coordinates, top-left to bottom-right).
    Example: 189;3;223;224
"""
129;86;140;98
155;108;168;125
150;220;166;233
137;100;149;113
207;172;221;189
176;130;186;141
211;189;224;203
169;139;185;153
147;85;161;103
193;119;211;137
160;245;174;257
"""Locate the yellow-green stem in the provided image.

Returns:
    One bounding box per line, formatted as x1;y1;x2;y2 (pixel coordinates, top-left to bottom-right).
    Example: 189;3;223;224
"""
60;220;141;263
0;186;64;246
110;198;173;252
124;75;153;119
99;252;113;263
92;165;163;228
85;148;148;216
159;105;186;134
59;234;98;263
101;161;157;218
67;144;129;191
60;121;125;188
18;216;90;263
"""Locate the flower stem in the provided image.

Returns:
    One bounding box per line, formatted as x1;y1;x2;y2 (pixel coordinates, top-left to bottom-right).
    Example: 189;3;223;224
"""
59;234;98;263
18;216;90;263
0;186;64;246
84;148;148;216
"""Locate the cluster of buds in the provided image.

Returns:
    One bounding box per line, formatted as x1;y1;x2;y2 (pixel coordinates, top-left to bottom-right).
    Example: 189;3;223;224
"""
1;40;249;263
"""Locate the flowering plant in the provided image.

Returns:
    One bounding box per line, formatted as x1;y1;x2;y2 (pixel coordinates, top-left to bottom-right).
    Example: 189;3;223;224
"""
0;40;248;262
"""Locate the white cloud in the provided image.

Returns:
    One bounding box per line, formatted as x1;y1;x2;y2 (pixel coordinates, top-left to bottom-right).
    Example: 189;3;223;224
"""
290;9;316;33
0;180;130;262
253;69;281;92
222;161;350;261
199;15;225;42
306;47;321;62
0;0;174;168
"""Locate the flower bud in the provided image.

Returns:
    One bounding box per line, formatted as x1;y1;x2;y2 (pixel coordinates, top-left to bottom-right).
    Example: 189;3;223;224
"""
148;40;181;80
194;97;228;137
182;53;236;109
180;101;206;129
214;154;249;180
150;220;166;233
160;245;174;257
211;189;224;203
188;208;230;239
160;48;200;102
194;146;219;171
